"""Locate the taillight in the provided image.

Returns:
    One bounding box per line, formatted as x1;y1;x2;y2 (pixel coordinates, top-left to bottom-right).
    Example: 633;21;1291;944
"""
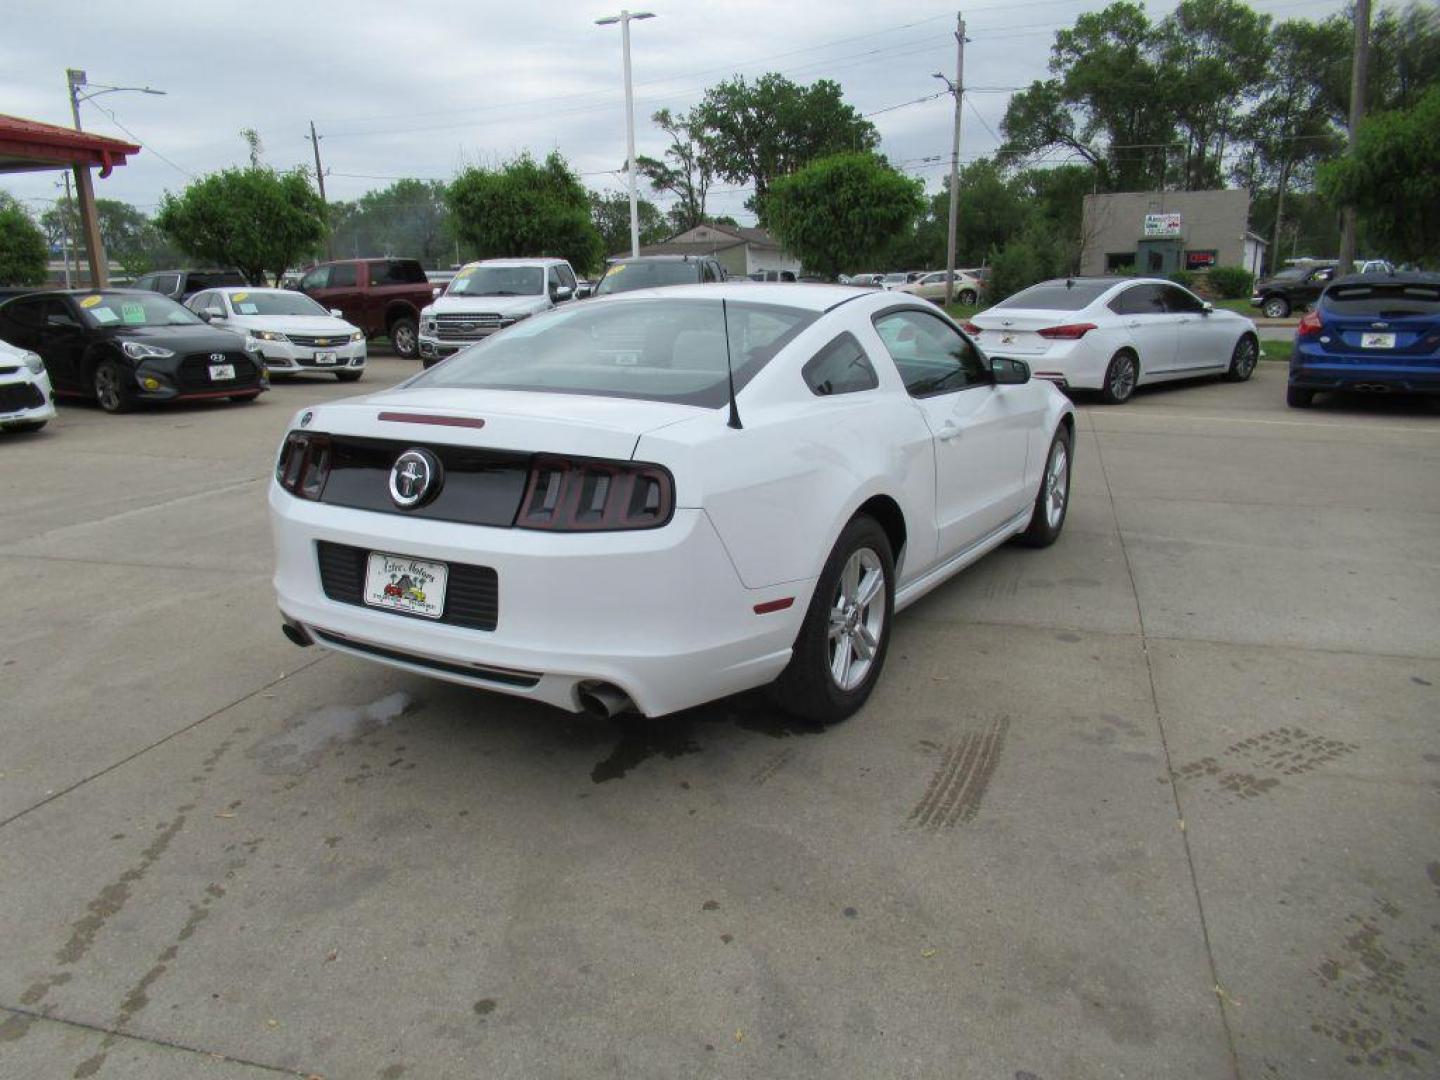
517;456;674;531
276;431;332;500
1297;310;1323;339
960;321;982;335
1037;322;1098;340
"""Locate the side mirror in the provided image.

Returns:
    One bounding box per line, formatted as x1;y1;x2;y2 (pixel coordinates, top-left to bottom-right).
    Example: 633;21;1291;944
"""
1201;301;1214;314
990;355;1030;385
432;286;442;299
205;307;226;321
329;308;343;318
45;314;80;332
552;284;574;302
574;284;592;299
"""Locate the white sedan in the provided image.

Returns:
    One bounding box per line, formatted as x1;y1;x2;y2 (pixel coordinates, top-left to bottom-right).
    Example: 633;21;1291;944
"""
185;287;366;381
0;335;57;433
269;285;1075;722
897;269;985;305
967;277;1260;403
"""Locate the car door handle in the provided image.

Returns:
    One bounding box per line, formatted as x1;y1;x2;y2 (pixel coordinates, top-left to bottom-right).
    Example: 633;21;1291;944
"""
1126;320;1141;328
937;422;963;441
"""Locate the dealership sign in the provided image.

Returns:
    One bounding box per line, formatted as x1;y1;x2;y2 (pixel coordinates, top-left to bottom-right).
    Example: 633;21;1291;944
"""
1143;213;1184;237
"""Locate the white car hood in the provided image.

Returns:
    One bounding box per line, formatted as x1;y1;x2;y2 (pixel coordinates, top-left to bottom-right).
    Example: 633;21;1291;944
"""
430;294;549;318
227;315;358;335
300;387;705;463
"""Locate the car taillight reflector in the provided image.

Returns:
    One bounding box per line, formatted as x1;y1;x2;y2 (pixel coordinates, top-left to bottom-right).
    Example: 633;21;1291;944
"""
1297;310;1323;339
276;431;331;500
516;456;674;531
960;321;982;335
1037;322;1098;340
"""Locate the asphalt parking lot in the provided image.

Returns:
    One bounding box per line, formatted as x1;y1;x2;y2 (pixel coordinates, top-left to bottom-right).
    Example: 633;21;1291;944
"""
2;355;1437;1079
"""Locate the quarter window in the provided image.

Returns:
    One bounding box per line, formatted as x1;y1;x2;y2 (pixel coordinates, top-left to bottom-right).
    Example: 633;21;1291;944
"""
873;308;988;397
802;332;879;396
1160;285;1206;313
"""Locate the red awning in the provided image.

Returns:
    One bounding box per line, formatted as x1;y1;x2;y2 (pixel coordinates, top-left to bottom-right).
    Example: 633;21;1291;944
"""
0;114;141;178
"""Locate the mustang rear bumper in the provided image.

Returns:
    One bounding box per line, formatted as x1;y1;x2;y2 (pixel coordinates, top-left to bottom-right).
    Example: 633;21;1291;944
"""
270;485;812;717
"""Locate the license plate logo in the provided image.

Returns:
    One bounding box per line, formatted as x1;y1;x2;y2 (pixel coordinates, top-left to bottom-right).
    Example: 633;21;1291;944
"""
363;553;447;619
208;363;236;381
1361;332;1396;349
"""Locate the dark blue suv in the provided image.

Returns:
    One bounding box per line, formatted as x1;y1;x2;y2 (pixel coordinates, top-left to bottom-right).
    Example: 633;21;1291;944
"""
1289;273;1440;407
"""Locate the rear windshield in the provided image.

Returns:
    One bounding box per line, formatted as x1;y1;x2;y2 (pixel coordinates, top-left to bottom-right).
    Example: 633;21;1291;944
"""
994;281;1112;310
1323;283;1440;317
188;271;247;290
78;293;202;328
411;298;817;407
594;261;700;296
372;260;428;286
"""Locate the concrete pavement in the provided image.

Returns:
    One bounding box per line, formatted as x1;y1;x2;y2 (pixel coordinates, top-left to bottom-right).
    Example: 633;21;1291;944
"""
1;360;1436;1078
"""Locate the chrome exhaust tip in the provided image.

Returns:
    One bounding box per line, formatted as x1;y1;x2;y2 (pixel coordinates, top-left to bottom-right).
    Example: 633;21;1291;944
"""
577;681;635;719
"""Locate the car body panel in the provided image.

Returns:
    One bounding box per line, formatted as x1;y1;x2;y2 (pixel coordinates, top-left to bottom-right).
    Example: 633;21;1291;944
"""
0;337;57;429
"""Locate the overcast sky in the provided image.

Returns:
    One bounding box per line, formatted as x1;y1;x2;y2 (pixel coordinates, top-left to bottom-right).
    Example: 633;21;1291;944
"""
3;0;1348;227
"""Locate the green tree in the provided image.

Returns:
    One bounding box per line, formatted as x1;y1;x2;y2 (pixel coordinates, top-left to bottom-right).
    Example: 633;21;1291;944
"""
764;153;923;279
0;194;48;286
42;198;180;277
446;152;603;274
327;180;456;267
694;74;879;223
636;107;712;234
1318;85;1440;267
156;167;326;284
588;190;667;256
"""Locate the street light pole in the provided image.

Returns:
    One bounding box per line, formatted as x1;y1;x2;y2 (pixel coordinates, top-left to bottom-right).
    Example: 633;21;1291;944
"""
596;10;655;259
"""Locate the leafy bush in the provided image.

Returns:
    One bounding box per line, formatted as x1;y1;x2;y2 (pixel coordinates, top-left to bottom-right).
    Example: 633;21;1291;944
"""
0;198;48;286
984;221;1071;304
1167;269;1198;289
1207;265;1254;299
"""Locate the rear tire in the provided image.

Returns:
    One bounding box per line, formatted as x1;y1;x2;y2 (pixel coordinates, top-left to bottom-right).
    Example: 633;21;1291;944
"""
1226;334;1259;382
958;288;978;305
1262;296;1290;319
770;515;894;725
1016;426;1072;548
1286;385;1315;408
388;317;418;359
93;358;133;414
1101;351;1138;404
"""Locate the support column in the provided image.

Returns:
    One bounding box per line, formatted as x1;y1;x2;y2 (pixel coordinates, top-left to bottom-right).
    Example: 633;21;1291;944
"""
72;165;108;288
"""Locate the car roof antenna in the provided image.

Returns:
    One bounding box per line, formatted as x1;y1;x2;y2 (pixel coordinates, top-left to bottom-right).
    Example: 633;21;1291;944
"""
722;298;743;429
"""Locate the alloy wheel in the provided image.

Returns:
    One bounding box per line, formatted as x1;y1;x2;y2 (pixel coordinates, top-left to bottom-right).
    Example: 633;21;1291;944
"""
95;365;120;412
1044;440;1069;530
1235;337;1257;379
1109;355;1136;401
392;324;416;355
1263;298;1287;319
827;547;886;692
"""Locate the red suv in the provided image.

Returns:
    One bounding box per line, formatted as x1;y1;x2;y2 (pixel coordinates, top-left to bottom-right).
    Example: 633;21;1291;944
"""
297;258;434;359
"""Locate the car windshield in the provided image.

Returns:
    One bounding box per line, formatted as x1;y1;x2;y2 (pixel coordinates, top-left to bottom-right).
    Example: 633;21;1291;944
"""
447;266;544;297
225;291;329;317
410;298;817;407
995;281;1112;310
1271;267;1309;281
594;261;701;296
78;292;202;328
1323;282;1440;318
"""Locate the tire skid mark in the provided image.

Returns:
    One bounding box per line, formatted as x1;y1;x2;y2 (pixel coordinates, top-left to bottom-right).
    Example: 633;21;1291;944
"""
1175;726;1359;802
750;747;794;786
908;717;1010;831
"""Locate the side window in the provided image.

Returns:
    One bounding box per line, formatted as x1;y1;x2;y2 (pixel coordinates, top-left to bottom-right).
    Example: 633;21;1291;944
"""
38;297;77;327
300;266;329;290
154;273;181;296
803;332;879;397
1312;267;1334;284
546;268;561;294
1161;285;1205;314
873;308;988;397
556;264;578;290
1109;285;1165;316
133;274;154;291
4;297;47;329
329;263;358;288
186;291;208;313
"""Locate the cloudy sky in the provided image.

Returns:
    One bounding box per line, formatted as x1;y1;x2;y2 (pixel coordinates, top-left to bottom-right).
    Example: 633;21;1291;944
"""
3;0;1348;227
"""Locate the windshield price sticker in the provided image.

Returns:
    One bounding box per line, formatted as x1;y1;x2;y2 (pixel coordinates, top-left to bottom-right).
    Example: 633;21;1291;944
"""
121;302;147;325
238;303;259;314
91;307;118;324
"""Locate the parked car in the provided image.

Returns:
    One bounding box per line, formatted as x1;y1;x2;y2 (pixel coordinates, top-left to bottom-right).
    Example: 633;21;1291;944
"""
1287;272;1440;408
417;257;581;367
296;258;434;360
967;277;1259;404
0;335;57;433
0;289;266;413
185;287;366;382
879;272;910;290
748;269;798;282
132;269;249;302
848;273;885;288
897;269;985;305
1251;264;1338;318
593;255;725;298
269;284;1074;723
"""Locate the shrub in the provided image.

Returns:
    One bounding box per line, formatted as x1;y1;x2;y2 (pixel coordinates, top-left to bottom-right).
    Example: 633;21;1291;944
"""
1207;265;1254;299
1168;269;1198;290
0;199;48;287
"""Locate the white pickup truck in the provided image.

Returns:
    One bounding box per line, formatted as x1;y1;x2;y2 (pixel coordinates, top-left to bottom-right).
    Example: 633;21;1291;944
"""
418;257;582;366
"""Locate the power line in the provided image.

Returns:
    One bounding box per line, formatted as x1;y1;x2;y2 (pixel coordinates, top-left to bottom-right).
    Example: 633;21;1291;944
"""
83;99;193;178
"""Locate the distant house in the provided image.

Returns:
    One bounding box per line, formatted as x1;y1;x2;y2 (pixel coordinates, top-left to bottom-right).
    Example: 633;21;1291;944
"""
620;223;803;280
1080;190;1267;278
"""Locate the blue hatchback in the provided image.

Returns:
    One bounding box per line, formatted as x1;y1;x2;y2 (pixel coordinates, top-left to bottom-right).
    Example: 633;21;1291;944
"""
1288;273;1440;407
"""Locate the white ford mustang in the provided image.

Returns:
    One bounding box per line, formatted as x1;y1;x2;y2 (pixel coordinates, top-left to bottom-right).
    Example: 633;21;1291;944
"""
270;284;1075;722
967;277;1260;403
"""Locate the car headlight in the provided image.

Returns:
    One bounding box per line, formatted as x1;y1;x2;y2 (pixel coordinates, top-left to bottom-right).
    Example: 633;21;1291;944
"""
350;330;365;343
21;350;44;375
250;329;288;342
121;341;175;360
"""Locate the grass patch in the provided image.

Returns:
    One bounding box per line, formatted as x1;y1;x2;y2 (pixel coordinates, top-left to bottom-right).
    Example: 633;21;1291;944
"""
1212;297;1257;315
1260;339;1292;363
942;302;982;321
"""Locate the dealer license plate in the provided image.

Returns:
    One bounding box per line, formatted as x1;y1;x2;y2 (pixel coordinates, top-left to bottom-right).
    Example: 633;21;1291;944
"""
314;351;337;365
1361;332;1396;349
208;363;235;381
363;552;447;619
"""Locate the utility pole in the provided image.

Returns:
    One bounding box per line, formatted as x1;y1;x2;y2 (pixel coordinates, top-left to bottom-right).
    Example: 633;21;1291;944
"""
307;120;333;261
59;174;75;288
1337;0;1371;272
933;13;967;307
